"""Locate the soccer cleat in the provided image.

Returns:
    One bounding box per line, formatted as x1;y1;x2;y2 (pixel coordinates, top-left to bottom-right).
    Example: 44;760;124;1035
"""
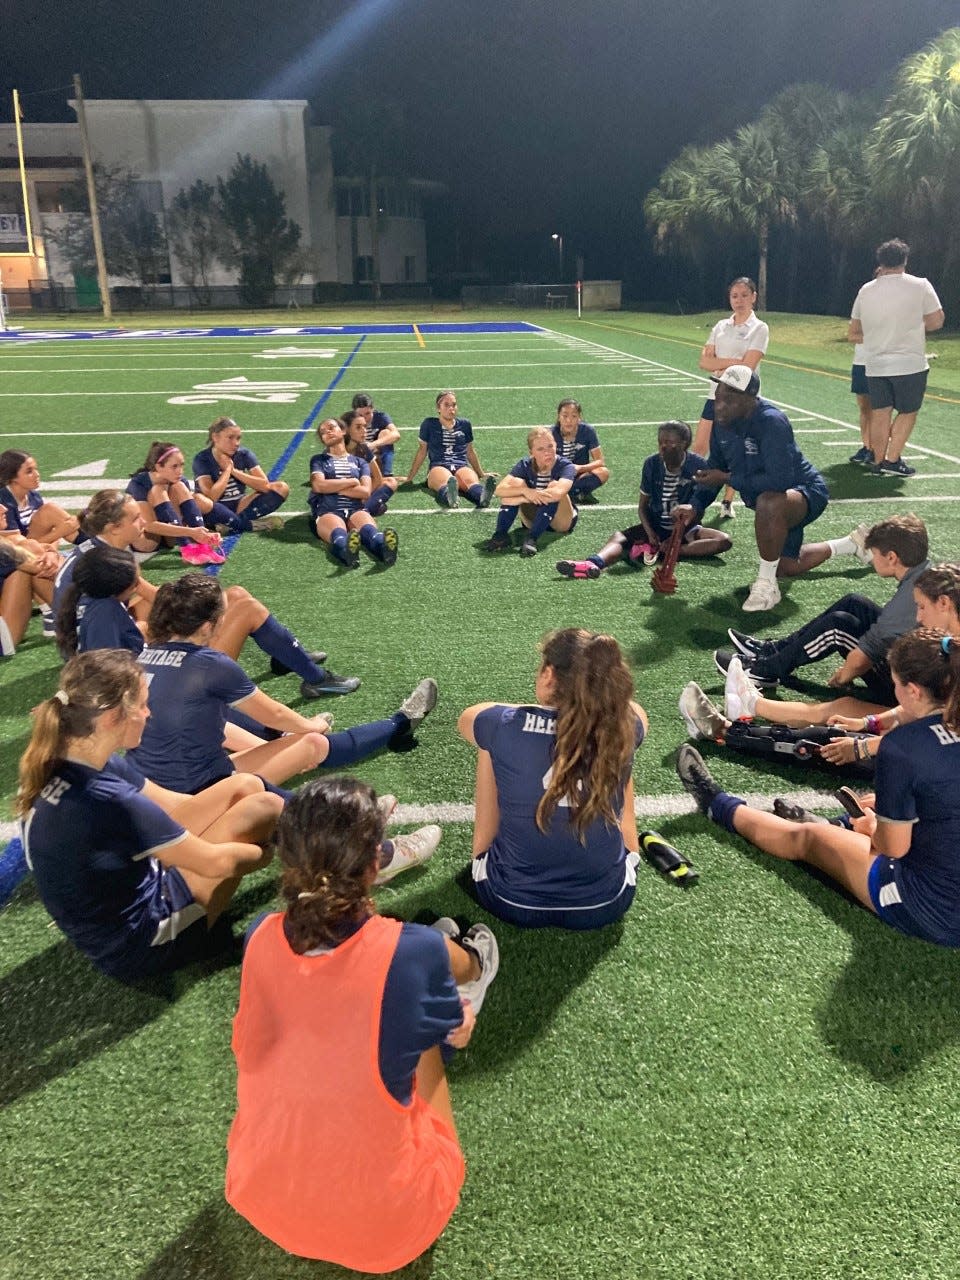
875;457;916;477
399;677;438;728
431;916;461;942
520;538;539;558
720;499;736;519
250;515;284;533
848;521;873;565
180;542;225;566
742;577;781;612
300;669;361;697
456;923;500;1014
270;650;328;676
556;559;600;580
443;475;459;508
849;446;875;464
724;655;761;720
679;682;730;740
374;824;442;885
0;617;15;657
772;798;829;825
713;648;779;688
484;533;512;553
344;528;361;568
676;743;722;815
380;527;399;566
477;474;497;509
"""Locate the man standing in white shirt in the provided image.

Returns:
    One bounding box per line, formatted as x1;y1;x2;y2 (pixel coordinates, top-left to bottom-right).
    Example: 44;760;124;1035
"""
848;238;944;477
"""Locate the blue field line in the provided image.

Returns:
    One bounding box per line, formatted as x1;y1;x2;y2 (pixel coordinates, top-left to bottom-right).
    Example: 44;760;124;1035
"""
205;334;368;574
0;321;542;343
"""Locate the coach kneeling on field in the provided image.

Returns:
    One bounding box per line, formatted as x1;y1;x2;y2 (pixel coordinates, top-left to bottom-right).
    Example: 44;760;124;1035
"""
673;365;835;613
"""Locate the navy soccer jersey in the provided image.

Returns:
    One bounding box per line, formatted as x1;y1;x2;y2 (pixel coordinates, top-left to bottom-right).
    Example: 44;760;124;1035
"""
192;445;261;508
365;409;393;444
52;535;105;618
22;754;194;979
127;470;197;504
874;713;960;946
508;456;576;490
308;451;370;519
131;642;256;791
418;417;473;470
551;422;600;466
77;596;144;655
640;451;704;537
0;487;44;535
472;704;644;910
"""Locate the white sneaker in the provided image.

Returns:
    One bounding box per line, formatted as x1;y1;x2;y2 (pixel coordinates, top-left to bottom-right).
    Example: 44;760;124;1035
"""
40;606;56;637
456;923;500;1014
250;515;284;533
848;521;872;565
399;677;438;728
720;500;736;520
374;824;441;885
742;578;781;612
724;655;761;720
0;617;15;657
679;682;730;739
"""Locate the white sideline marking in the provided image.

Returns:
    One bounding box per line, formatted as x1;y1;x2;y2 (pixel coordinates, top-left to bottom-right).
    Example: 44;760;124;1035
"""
0;788;852;848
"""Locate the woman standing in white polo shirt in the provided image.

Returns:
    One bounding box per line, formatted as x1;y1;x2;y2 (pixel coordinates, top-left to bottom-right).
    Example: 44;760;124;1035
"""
693;277;769;519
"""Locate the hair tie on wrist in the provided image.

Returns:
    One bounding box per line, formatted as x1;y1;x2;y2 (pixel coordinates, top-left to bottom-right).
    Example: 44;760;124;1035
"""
54;689;69;706
941;636;952;656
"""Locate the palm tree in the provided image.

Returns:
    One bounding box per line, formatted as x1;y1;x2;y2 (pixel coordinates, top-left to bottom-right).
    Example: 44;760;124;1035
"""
870;27;960;297
644;145;726;306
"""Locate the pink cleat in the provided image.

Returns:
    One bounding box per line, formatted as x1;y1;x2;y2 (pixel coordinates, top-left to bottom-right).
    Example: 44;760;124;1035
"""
556;559;601;580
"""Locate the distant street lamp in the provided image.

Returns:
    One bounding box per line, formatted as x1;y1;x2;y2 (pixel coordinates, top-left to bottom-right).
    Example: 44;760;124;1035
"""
551;232;564;280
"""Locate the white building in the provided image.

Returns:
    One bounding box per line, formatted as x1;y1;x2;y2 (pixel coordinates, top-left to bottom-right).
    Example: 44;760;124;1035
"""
0;98;435;306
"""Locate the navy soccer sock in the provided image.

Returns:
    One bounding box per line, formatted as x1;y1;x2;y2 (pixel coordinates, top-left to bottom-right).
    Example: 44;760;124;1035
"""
707;791;746;832
179;497;206;528
322;716;404;766
208;500;245;533
364;484;393;514
359;523;384;556
572;473;602;496
465;482;483;506
494;507;518;537
527;505;558;541
153;499;189;543
329;527;350;563
244;490;285;521
250;615;324;683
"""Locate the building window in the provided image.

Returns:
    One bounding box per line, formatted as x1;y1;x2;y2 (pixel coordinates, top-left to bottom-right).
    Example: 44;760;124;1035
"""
404;255;416;283
355;255;374;283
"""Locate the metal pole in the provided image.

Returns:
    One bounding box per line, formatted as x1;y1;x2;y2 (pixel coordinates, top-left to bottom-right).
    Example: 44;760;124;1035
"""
73;73;112;320
12;91;34;257
0;268;7;332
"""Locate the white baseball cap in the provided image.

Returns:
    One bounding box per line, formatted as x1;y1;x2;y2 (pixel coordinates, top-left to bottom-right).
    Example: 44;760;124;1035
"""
710;364;760;395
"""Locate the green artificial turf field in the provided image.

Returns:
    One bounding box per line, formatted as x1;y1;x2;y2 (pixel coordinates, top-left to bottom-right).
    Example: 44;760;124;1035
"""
2;309;960;1279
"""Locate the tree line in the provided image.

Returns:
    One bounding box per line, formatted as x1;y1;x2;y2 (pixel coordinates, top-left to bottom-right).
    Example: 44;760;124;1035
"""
49;154;304;307
644;27;960;318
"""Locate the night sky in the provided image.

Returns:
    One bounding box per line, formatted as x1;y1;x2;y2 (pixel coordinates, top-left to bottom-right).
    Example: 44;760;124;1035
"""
4;0;958;282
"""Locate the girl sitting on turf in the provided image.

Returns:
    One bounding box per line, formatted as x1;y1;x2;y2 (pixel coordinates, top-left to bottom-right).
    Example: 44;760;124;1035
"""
557;420;731;580
0;449;80;546
225;775;498;1272
309;417;398;568
403;391;497;509
680;563;960;774
57;490;356;699
191;416;288;535
485;426;577;558
18;649;282;983
550;397;610;501
457;627;647;929
343;407;398;516
350;391;400;477
127;442;225;565
0;505;62;655
55;544;145;658
129;573;437;794
677;628;960;948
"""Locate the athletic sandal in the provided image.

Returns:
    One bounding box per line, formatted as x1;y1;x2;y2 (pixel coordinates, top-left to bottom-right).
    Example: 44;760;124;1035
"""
639;830;699;887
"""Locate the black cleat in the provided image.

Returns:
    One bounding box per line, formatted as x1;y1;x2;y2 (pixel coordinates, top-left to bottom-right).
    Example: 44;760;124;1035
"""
484;533;512;553
301;669;361;698
381;527;399;566
520;538;538;558
676;744;721;814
